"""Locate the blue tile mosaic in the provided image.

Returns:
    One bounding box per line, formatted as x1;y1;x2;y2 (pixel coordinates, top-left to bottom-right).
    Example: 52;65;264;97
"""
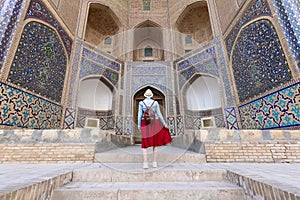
239;82;300;129
67;40;82;107
131;76;167;94
0;82;62;129
232;19;292;103
225;0;272;58
63;108;76;129
272;0;300;68
7;21;67;103
177;47;216;71
215;39;235;107
0;0;25;66
25;0;72;58
225;107;239;130
131;67;166;75
178;58;218;88
82;48;121;71
80;58;119;86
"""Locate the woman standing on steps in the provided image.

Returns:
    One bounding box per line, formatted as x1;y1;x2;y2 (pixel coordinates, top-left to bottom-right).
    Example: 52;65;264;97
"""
137;89;172;169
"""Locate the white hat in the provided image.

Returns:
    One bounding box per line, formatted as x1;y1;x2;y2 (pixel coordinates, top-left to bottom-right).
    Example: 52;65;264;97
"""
144;89;153;98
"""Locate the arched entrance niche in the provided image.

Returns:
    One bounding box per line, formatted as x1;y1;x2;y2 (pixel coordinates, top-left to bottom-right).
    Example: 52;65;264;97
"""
174;1;213;57
133;20;164;61
76;76;116;129
132;86;166;143
84;3;121;51
182;74;223;129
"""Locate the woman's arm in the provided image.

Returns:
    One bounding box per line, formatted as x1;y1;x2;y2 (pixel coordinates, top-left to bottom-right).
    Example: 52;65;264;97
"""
137;101;143;130
154;101;167;127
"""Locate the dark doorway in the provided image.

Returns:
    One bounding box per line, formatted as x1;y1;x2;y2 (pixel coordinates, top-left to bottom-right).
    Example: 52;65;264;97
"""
133;86;165;144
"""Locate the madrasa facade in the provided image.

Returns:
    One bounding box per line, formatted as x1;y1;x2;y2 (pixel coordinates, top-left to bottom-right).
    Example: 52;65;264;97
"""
0;0;299;136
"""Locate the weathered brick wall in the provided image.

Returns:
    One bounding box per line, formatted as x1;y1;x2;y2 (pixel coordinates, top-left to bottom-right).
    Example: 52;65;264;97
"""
0;129;131;163
0;143;95;163
172;129;300;163
205;141;300;163
128;0;169;28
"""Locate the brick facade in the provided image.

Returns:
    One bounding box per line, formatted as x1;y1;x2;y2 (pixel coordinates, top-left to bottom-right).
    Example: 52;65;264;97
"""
0;143;95;163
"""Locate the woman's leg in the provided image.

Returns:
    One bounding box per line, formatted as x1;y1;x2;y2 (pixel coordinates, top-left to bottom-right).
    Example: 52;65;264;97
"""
142;148;148;169
153;146;158;167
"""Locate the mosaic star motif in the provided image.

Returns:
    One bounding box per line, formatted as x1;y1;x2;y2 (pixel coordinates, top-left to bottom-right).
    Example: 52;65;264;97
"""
7;21;67;103
232;19;292;103
0;82;62;129
239;82;300;129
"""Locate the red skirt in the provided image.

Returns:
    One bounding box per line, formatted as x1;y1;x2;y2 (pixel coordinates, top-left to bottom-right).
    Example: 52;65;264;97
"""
141;119;172;148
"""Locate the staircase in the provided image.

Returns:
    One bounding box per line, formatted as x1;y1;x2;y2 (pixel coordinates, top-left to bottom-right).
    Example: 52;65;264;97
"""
52;145;245;200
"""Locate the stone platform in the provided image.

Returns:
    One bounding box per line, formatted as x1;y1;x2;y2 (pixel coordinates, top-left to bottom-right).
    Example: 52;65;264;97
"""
0;145;300;200
94;145;206;163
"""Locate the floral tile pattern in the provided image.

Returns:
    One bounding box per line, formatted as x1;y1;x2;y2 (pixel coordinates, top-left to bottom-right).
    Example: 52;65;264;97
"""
232;19;292;103
25;0;72;58
225;0;272;58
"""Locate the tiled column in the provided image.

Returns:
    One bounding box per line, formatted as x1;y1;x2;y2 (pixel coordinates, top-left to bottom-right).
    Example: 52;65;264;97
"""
0;0;25;68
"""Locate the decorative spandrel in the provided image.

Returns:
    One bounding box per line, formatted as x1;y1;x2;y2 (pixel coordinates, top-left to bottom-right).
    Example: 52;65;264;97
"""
7;22;67;103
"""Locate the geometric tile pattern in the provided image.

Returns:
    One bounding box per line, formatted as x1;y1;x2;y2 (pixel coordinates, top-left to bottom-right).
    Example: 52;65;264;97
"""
124;117;132;136
214;114;225;128
0;0;25;67
225;0;272;58
100;116;114;130
184;115;194;129
239;82;300;129
224;107;239;130
232;19;292;103
25;0;72;58
76;108;114;130
76;115;85;128
272;0;300;69
167;117;176;136
7;21;67;103
63;108;76;129
115;116;123;135
0;82;62;129
176;115;184;135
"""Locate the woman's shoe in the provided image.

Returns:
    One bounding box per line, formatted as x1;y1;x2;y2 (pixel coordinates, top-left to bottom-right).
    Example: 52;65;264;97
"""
152;162;158;168
143;162;149;169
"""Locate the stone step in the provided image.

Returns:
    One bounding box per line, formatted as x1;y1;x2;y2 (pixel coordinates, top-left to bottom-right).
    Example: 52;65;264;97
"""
94;145;206;163
52;181;245;200
72;163;226;182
